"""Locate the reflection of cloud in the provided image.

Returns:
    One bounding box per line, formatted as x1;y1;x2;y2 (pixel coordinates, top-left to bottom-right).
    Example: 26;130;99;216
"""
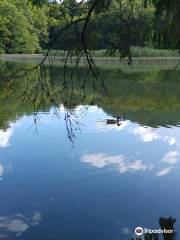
0;162;12;181
133;126;176;146
134;127;158;142
0;212;41;238
0;215;28;237
156;167;173;177
162;151;179;165
0;125;14;178
122;227;131;235
60;104;94;113
31;212;42;226
0;127;13;148
163;136;176;146
81;153;153;174
119;160;152;174
81;153;124;168
0;163;4;177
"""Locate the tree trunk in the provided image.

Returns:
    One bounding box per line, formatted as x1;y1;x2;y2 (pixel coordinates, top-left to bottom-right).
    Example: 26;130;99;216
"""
175;0;180;43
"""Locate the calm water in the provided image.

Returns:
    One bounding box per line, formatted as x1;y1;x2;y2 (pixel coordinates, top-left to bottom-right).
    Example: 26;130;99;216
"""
0;61;180;239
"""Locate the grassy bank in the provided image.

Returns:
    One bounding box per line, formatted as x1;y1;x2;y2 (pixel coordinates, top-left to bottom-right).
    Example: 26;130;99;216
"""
42;47;180;58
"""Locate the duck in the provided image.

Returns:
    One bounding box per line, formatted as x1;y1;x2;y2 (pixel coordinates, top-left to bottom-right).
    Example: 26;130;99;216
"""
106;119;117;124
106;117;122;125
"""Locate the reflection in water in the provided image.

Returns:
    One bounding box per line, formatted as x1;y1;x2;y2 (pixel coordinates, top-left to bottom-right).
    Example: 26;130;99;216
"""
0;212;41;238
95;119;130;132
0;162;4;179
0;127;13;148
80;118;180;177
159;217;176;240
0;124;14;180
81;151;179;177
156;167;174;177
134;127;159;142
1;61;180;132
0;61;180;239
162;151;179;165
81;153;153;174
133;126;176;146
123;217;176;240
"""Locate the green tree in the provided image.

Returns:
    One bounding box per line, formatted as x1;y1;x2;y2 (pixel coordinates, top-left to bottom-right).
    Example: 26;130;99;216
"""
0;16;10;54
11;0;48;48
29;4;48;48
30;0;49;7
151;0;180;48
0;1;40;53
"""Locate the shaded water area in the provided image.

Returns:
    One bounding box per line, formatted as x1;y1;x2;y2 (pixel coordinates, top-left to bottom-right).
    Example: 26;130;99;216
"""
0;60;180;239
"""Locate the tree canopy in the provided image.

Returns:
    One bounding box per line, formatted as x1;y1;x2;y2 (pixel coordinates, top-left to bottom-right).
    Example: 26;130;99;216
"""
0;0;48;53
0;0;179;54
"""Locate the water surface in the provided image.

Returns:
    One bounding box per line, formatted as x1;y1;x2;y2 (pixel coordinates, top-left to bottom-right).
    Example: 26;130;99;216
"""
0;61;180;239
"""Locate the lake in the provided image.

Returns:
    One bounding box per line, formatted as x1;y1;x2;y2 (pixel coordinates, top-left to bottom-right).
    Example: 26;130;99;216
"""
0;60;180;239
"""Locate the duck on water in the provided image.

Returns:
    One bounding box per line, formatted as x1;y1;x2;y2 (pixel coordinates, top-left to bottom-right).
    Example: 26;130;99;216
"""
106;117;122;126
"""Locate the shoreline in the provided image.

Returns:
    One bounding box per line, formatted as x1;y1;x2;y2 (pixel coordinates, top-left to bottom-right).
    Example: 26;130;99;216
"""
0;54;180;66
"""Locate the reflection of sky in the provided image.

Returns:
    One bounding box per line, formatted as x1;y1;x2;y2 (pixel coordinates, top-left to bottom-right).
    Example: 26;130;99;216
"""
78;106;180;178
78;107;180;237
1;105;180;239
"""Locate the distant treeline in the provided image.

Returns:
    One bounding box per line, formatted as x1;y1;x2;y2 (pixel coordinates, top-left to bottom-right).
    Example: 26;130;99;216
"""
0;0;180;54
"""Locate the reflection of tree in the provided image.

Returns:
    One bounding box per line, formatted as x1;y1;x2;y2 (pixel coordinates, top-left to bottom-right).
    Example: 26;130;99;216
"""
24;61;108;143
159;217;176;240
1;61;180;132
131;217;176;240
1;62;95;144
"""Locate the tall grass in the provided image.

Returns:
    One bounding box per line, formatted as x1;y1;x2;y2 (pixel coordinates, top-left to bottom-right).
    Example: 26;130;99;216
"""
91;47;180;57
130;47;180;57
43;47;180;58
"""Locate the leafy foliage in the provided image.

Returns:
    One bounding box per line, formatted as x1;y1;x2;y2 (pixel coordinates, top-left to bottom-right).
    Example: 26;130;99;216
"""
0;0;179;54
0;0;48;53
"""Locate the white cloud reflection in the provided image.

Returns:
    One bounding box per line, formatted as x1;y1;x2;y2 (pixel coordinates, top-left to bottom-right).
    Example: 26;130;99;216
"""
81;153;153;174
163;136;176;146
59;104;101;114
0;163;4;179
0;212;41;238
154;151;179;177
81;150;180;177
31;212;42;226
133;126;176;146
162;151;179;165
134;127;159;142
0;127;13;148
156;167;173;177
0;125;15;180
